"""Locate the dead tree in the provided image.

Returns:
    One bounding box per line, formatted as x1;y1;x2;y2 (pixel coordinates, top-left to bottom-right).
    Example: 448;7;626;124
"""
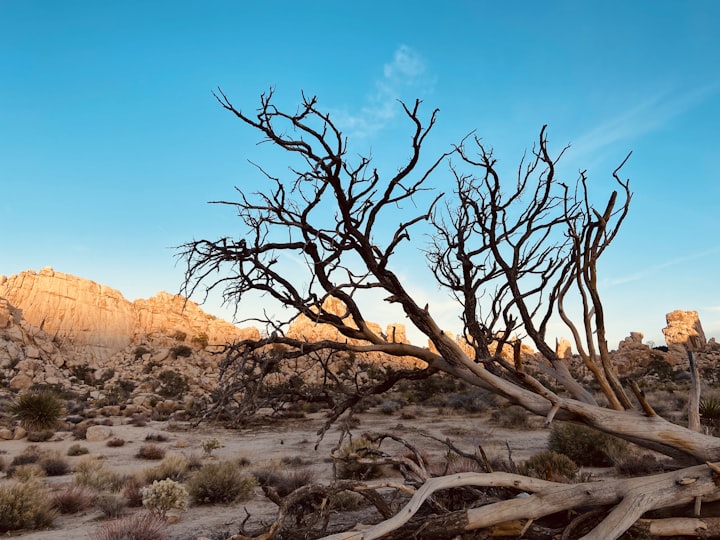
180;89;720;539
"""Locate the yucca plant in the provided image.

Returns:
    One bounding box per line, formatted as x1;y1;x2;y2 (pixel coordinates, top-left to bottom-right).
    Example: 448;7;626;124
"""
700;396;720;428
8;390;64;431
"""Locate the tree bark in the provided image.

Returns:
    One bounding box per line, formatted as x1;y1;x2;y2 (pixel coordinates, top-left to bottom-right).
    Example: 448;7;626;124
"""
320;465;720;540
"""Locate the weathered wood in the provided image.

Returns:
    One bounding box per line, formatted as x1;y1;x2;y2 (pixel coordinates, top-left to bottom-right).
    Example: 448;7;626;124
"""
688;350;702;432
320;465;720;540
634;517;707;536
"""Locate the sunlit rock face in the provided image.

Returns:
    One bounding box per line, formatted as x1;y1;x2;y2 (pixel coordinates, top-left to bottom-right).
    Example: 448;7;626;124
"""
0;268;257;359
663;310;707;354
0;268;262;395
0;267;135;352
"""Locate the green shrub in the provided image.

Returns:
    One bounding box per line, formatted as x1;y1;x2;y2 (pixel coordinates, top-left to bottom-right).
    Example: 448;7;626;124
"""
548;422;628;466
0;479;55;532
8;390;63;431
157;370;189;399
700;396;720;428
187;461;257;504
170;345;192;359
100;380;135;406
520;451;577;482
93;512;168;540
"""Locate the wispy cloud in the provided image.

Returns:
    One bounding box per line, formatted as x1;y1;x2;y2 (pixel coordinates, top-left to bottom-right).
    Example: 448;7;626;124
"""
603;246;720;287
332;45;435;138
568;83;719;163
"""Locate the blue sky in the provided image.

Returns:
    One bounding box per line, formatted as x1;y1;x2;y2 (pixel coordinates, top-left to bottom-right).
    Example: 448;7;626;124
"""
1;1;719;348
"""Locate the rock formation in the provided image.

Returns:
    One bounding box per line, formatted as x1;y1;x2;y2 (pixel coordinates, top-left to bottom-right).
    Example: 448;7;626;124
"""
0;268;256;358
663;310;707;354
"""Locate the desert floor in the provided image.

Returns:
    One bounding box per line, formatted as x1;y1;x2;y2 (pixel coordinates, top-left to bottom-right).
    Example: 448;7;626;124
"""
3;406;564;540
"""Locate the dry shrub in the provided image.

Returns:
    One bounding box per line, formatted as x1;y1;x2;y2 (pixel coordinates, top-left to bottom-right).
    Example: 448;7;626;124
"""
122;475;146;507
187;460;257;504
253;467;315;497
92;512;168;540
144;453;189;483
12;464;46;482
51;485;95;514
334;437;387;480
136;444;166;460
0;479;55;532
615;452;666;476
106;437;125;447
145;432;169;442
10;445;41;466
519;451;578;482
129;413;149;427
490;405;531;428
96;493;126;518
329;491;365;511
67;443;89;456
39;452;71;476
440;456;486;475
74;456;121;491
26;429;55;442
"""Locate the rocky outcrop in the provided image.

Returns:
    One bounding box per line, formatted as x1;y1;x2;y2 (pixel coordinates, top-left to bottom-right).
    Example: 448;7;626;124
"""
0;268;257;359
663;310;707;354
287;296;421;370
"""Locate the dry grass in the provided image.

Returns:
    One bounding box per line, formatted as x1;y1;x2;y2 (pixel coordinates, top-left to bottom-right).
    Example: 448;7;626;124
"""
92;512;168;540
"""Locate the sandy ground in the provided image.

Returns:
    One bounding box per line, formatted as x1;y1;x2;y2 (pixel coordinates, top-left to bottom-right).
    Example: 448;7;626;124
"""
1;406;553;540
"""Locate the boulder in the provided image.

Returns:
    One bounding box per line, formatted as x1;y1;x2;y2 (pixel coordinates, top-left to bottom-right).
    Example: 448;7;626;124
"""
86;425;113;441
663;310;707;355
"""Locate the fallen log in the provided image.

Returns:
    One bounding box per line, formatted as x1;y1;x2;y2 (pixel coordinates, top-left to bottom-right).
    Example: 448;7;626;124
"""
320;463;720;540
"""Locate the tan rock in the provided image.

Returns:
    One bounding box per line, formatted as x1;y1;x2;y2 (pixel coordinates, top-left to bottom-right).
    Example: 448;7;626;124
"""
0;427;13;440
9;372;33;391
13;426;27;440
0;268;258;360
663;310;707;353
556;338;573;359
86;425;113;441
